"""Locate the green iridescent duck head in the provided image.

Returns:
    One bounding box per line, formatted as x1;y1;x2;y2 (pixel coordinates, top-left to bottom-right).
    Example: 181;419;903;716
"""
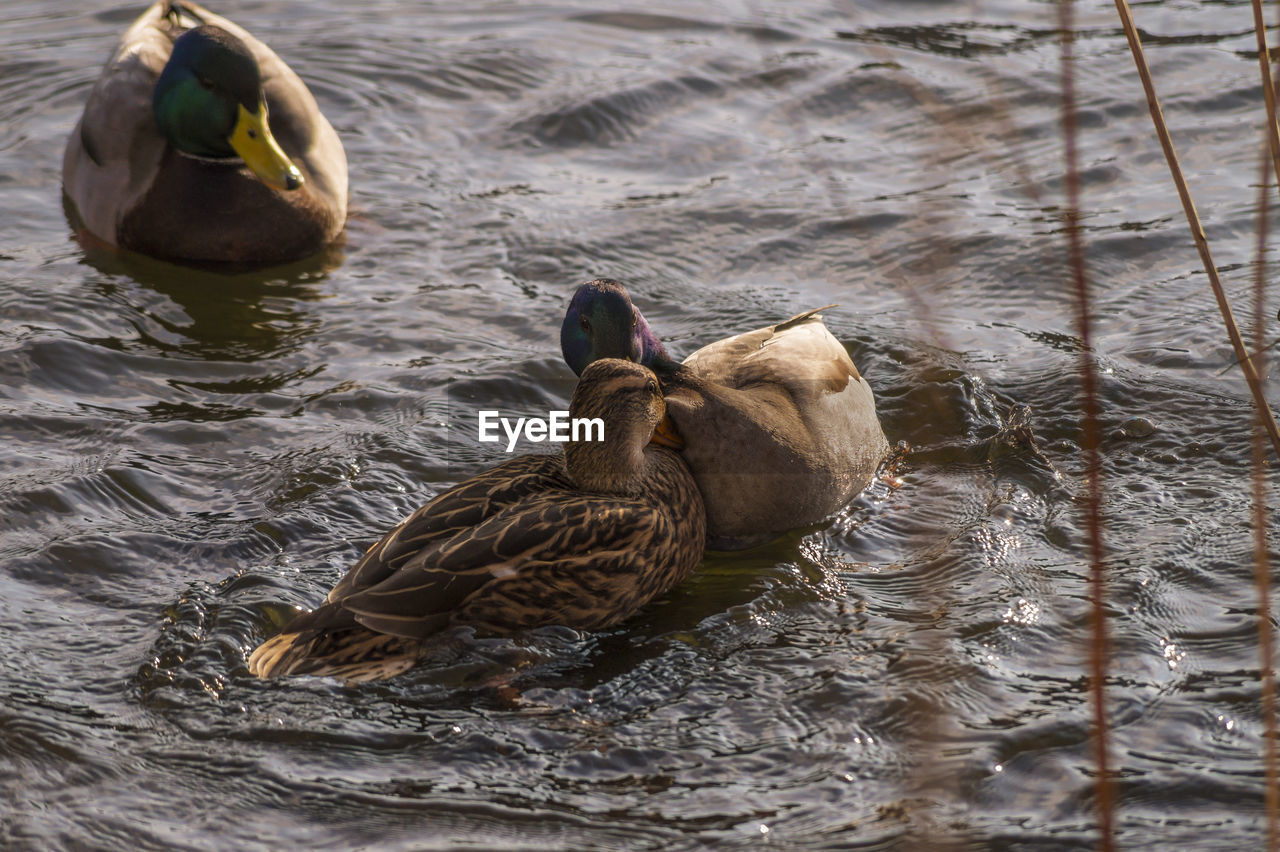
152;25;303;191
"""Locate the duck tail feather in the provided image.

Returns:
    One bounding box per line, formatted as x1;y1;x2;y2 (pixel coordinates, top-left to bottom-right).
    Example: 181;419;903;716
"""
776;304;838;331
247;627;421;683
246;631;309;679
163;2;206;30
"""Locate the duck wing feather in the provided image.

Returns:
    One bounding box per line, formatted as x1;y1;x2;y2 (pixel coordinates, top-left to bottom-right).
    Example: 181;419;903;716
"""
665;308;888;546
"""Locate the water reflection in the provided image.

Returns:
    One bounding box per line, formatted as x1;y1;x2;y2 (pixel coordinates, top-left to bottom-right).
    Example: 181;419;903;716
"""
70;207;341;376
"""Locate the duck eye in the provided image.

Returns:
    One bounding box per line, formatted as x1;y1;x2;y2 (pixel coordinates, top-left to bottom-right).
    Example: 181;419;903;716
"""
632;314;638;329
196;75;214;90
578;315;590;333
646;380;658;394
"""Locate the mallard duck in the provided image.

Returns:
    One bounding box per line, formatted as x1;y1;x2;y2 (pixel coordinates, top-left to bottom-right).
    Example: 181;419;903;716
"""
62;1;347;264
561;278;890;549
249;358;705;682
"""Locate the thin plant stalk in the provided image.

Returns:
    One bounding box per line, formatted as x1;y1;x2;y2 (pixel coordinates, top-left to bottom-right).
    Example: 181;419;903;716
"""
1251;3;1280;845
1252;132;1280;852
1251;0;1280;197
753;7;965;844
1113;0;1280;461
1057;4;1114;850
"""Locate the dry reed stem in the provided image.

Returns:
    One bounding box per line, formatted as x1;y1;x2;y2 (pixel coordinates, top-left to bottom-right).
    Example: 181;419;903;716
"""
1251;0;1280;200
1127;1;1280;843
751;6;966;844
1057;5;1115;850
827;1;1049;350
1252;114;1280;852
1254;7;1280;846
1112;0;1280;460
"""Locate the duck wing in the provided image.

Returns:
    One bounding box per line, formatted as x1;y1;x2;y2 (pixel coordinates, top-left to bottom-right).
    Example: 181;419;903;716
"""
339;488;688;639
674;308;861;463
63;3;177;242
264;489;689;648
682;307;857;399
325;454;567;603
667;308;888;546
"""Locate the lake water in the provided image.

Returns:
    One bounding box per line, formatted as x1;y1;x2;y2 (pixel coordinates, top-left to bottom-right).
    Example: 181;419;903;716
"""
1;0;1277;848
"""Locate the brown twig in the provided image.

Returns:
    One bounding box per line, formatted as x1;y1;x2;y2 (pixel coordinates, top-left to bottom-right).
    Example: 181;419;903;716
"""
1252;107;1280;852
1058;5;1114;849
1251;0;1280;199
1113;0;1280;460
1249;5;1280;844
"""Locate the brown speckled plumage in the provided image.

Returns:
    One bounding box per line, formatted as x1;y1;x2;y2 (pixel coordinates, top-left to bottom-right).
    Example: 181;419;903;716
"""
248;359;706;682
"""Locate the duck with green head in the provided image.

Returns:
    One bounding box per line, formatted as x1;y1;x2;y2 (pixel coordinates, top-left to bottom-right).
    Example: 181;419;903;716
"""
562;278;890;550
63;1;347;264
249;358;704;683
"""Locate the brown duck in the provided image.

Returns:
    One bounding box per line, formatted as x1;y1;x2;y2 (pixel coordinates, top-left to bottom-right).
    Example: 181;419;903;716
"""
249;359;705;682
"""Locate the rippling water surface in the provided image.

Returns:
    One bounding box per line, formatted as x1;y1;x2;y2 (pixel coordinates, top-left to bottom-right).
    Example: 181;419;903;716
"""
3;0;1278;848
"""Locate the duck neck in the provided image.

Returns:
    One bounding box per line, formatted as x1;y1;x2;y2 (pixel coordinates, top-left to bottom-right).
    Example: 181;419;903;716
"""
634;310;676;371
564;427;658;495
649;357;702;395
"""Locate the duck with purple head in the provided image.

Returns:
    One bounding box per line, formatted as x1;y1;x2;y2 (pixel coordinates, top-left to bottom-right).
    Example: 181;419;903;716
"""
561;278;889;550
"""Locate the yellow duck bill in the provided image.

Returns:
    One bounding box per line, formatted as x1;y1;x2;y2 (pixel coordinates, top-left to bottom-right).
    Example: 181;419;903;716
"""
230;101;304;191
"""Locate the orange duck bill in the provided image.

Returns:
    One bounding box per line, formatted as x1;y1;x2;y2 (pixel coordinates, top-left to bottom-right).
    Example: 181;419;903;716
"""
649;412;684;449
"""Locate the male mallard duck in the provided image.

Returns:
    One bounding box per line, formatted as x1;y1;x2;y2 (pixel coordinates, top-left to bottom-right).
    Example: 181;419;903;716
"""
63;1;347;264
561;279;890;550
249;359;705;682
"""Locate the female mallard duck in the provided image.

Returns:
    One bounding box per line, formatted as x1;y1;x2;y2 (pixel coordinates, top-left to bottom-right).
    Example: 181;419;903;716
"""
561;278;890;550
249;359;705;682
62;1;347;264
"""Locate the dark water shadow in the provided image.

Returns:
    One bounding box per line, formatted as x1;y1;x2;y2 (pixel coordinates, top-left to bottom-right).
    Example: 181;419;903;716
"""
66;196;346;366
